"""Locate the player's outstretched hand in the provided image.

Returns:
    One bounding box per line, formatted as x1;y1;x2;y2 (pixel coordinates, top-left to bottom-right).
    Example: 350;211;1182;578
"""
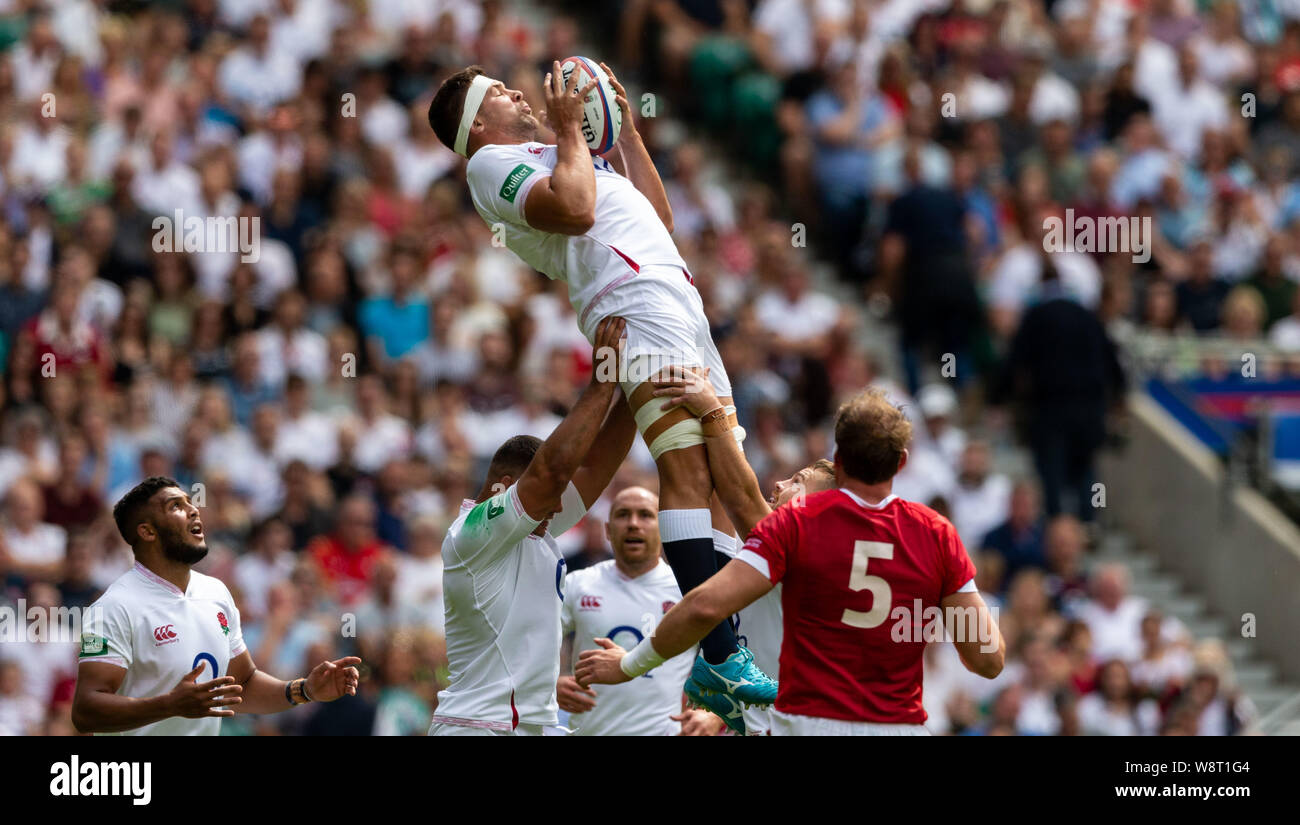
305;656;362;702
672;708;727;736
598;62;637;145
652;365;719;417
556;675;598;713
591;315;626;386
167;662;242;719
543;60;599;135
574;638;633;687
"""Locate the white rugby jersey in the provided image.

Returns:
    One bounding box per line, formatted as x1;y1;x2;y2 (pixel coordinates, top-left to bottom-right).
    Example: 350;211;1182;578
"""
466;142;690;334
78;562;247;736
435;481;587;731
561;559;695;736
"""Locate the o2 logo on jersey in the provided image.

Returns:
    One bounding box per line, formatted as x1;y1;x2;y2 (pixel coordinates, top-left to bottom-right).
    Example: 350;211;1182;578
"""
192;651;219;680
606;626;653;679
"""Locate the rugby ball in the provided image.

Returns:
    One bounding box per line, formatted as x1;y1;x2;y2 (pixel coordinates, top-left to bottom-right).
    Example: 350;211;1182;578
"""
559;56;622;155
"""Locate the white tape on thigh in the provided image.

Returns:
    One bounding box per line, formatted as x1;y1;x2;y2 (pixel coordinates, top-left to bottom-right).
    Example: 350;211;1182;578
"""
647;418;705;460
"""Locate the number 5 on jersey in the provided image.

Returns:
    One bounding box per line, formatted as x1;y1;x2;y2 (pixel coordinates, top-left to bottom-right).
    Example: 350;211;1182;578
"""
842;541;894;629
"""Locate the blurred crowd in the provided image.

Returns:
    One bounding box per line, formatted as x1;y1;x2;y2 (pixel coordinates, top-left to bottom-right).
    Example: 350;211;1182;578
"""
0;0;1268;735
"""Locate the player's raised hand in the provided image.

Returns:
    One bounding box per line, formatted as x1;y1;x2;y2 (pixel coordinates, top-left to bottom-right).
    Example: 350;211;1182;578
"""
574;637;633;687
543;60;599;135
591;315;626;386
167;662;242;718
652;365;719;416
305;656;362;702
599;62;637;144
556;675;598;713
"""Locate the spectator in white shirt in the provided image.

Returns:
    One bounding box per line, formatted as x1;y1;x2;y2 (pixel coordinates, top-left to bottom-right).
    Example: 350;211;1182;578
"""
949;439;1013;548
0;660;45;735
1129;610;1193;697
233;515;298;623
237;105;304;206
256;289;329;388
1024;47;1081;127
1;477;67;583
753;266;847;357
752;0;850;76
393;101;459;200
131;130;201;217
1152;44;1229;162
8;12;60;101
346;374;412;474
1077;659;1160;735
393;515;446;637
275;374;340;471
1073;563;1147;663
11;104;71;195
917;383;967;469
357;67;408;148
217;13;303;116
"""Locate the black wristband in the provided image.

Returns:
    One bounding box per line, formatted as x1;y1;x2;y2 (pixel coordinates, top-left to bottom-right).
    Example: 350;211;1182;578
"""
301;678;312;702
285;680;294;706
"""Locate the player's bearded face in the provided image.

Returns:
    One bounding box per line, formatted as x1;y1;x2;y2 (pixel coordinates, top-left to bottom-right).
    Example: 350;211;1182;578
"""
156;498;208;565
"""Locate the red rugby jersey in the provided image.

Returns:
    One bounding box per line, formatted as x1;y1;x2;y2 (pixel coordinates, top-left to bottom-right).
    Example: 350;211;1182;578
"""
738;489;976;725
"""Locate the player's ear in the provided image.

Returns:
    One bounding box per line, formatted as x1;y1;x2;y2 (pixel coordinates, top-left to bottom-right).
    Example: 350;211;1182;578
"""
896;448;909;474
136;521;156;543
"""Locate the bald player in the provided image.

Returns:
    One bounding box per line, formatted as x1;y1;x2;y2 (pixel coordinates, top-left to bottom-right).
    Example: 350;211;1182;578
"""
558;486;722;736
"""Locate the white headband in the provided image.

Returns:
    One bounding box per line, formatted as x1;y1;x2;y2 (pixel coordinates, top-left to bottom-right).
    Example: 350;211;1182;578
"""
454;75;494;158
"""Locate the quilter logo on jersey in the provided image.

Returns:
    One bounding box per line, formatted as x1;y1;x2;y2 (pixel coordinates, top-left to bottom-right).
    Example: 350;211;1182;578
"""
579;595;602;611
50;756;151;806
152;624;177;645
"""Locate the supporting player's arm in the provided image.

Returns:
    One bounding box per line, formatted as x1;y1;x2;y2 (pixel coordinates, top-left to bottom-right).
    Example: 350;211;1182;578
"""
72;661;243;734
516;317;626;521
224;650;361;714
601;62;673;233
653;366;769;535
525;62;599;235
940;590;1006;679
575;560;773;686
569;380;638;508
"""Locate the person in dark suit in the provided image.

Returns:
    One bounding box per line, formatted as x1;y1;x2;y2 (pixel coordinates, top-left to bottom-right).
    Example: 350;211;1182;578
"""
992;260;1126;522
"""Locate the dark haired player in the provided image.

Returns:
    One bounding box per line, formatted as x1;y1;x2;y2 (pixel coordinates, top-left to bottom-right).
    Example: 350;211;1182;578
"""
430;317;638;736
427;61;776;709
71;477;360;735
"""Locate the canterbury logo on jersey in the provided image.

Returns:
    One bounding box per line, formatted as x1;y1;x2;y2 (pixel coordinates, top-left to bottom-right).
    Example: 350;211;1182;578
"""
153;625;178;645
579;595;602;610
